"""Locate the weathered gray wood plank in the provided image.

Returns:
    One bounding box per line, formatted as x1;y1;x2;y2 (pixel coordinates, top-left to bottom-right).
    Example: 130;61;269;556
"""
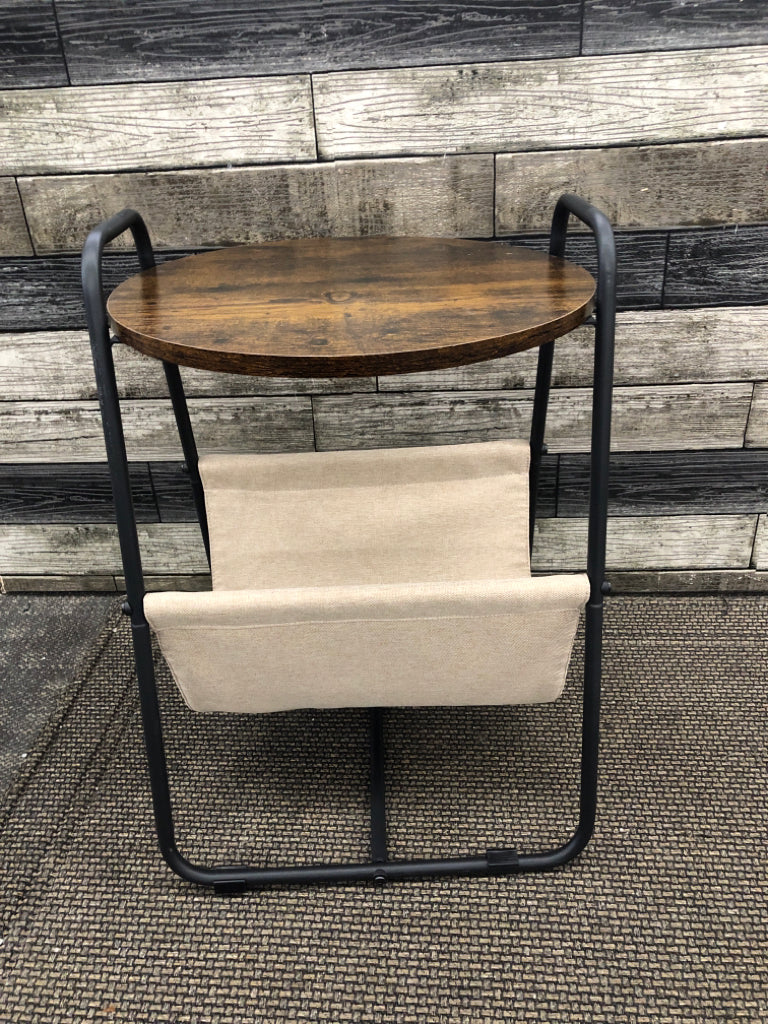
314;385;752;454
583;0;768;56
752;516;767;570
0;575;118;593
0;1;68;87
0;331;375;400
558;452;768;517
496;140;768;234
0;76;315;175
0;397;315;463
532;515;758;572
19;156;494;253
745;383;768;448
0;523;208;574
313;46;768;159
379;307;768;391
0;463;157;523
2;516;755;575
0;178;33;255
56;0;581;83
664;225;768;307
606;570;768;595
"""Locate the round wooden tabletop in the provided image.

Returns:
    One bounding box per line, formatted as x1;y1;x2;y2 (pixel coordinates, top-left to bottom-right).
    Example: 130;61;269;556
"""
107;237;595;378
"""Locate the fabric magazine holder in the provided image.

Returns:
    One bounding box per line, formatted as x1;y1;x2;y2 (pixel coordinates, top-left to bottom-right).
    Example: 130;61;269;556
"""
83;196;615;893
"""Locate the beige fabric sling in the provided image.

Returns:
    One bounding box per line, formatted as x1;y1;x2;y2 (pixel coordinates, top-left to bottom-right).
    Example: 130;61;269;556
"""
144;440;590;713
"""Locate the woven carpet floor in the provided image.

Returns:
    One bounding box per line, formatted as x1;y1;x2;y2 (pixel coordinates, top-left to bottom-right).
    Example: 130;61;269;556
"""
1;595;766;1023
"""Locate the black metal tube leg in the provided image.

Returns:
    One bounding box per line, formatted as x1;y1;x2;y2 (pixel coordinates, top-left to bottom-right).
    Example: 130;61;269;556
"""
529;340;555;553
163;362;211;566
369;708;387;878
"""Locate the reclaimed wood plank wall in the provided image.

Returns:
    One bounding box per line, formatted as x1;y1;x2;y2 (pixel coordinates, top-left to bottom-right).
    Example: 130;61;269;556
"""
1;0;767;592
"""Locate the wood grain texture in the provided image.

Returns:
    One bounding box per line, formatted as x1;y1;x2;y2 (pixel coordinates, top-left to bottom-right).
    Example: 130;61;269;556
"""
752;516;767;570
0;523;208;575
0;251;195;331
19;156;494;254
0;76;314;175
0;0;67;87
379;308;768;391
313;384;752;453
664;226;768;307
0;575;119;592
0;397;315;463
506;231;667;310
558;452;768;517
745;383;768;448
313;46;768;159
106;240;595;378
583;0;768;56
2;515;756;575
0;464;157;523
0;331;375;400
0;178;33;255
496;140;768;233
532;515;758;572
56;0;581;83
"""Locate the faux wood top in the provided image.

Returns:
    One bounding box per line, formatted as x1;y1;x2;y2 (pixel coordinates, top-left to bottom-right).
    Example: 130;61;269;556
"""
107;237;595;378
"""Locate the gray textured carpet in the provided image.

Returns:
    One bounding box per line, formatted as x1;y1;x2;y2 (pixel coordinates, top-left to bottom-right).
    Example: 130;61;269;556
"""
0;593;115;796
1;596;766;1022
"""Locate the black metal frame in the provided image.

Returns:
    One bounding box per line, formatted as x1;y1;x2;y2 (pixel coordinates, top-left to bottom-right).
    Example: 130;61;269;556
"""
82;195;615;893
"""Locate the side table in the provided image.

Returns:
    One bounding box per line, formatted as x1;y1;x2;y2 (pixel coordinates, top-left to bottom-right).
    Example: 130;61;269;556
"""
83;196;615;892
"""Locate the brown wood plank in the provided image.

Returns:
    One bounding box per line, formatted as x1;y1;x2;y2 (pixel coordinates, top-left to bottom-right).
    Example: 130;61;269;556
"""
0;76;315;175
532;515;758;572
0;331;375;400
379;308;768;391
496;140;768;234
19;156;494;254
56;1;581;83
0;397;315;463
313;47;768;159
583;0;768;56
313;385;753;453
106;240;595;378
0;178;33;255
